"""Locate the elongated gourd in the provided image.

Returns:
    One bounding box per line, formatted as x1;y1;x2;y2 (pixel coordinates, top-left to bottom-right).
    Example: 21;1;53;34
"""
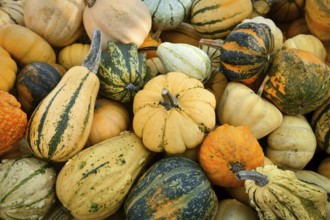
26;30;102;162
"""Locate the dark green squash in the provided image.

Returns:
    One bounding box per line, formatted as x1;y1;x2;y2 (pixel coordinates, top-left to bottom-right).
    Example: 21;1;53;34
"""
219;22;274;85
124;156;218;220
97;41;150;103
263;48;330;115
16;62;63;116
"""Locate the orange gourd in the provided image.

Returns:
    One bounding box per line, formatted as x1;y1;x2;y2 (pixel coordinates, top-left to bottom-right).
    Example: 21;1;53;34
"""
199;124;264;187
0;90;28;155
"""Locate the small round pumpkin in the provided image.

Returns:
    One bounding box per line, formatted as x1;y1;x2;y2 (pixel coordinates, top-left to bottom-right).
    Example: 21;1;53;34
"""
0;90;28;156
317;156;330;179
0;46;17;92
58;43;91;70
268;0;305;23
286;17;310;38
87;98;131;146
198;124;265;187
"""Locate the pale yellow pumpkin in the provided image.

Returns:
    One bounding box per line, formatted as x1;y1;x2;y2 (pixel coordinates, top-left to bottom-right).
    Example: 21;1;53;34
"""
0;47;17;91
58;43;91;70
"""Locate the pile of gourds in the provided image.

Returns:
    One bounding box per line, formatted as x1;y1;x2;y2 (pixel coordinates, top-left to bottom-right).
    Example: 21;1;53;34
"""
0;0;330;219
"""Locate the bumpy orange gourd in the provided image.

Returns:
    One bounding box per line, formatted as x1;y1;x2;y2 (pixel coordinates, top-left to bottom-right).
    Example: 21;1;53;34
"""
0;90;28;155
199;124;264;187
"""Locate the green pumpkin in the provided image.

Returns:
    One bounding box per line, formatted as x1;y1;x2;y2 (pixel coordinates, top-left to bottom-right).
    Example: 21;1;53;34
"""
97;41;150;103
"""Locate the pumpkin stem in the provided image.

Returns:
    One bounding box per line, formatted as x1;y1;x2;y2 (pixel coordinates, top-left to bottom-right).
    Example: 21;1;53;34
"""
199;38;224;50
160;88;178;110
83;29;102;74
236;170;269;187
257;75;270;97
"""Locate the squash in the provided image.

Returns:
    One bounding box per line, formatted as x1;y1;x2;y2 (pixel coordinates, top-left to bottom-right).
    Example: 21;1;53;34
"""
0;0;25;26
146;57;165;77
268;0;305;23
26;30;101;162
97;41;149;103
311;97;330;153
266;115;317;170
251;0;272;17
124;156;218;220
236;165;328;220
0;46;17;92
87;98;131;146
23;0;85;47
317;156;330;179
0;90;28;156
58;43;91;70
217;82;283;139
190;0;253;39
0;24;56;66
199;124;264;188
215;199;259;220
204;67;228;105
0;156;56;220
56;131;152;220
83;0;152;49
219;22;274;85
132;71;216;154
199;38;223;72
156;42;212;83
16;61;64;116
263;48;330;115
283;34;327;61
286;17;310;38
305;0;330;42
138;32;162;60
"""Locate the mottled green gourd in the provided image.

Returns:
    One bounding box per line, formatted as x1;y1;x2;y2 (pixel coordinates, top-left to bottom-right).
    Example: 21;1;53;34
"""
97;41;150;103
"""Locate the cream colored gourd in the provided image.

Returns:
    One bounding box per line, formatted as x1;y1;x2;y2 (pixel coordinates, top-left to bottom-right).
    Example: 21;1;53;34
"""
0;0;25;26
24;0;85;47
215;199;259;220
266;115;317;170
58;43;91;70
56;132;152;220
146;57;165;77
217;82;283;139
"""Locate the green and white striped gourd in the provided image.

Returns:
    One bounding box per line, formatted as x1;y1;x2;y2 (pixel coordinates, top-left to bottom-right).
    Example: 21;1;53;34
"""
0;156;56;220
26;30;102;162
157;42;211;83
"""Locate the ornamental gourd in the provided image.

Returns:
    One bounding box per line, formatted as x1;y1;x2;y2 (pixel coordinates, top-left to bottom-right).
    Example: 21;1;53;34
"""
268;0;305;23
26;30;102;162
132;71;216;154
198;124;265;188
0;0;25;26
0;46;17;92
236;165;328;220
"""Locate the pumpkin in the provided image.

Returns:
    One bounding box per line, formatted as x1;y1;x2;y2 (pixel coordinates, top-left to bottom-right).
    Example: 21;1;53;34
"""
0;46;17;92
219;22;274;85
26;30;101;162
266;115;317;170
204;67;228;105
156;42;212;83
268;0;305;23
97;41;149;103
305;0;330;42
215;199;259;220
87;98;131;146
23;0;85;47
16;61;64;116
124;156;218;220
311;97;330;153
56;131;152;220
0;0;25;26
58;43;91;70
0;24;56;66
317;156;330;179
0;90;28;156
217;82;283;139
263;48;330;115
0;156;56;220
198;124;265;187
83;0;152;49
190;0;253;39
286;17;310;38
283;34;327;61
236;165;328;220
132;71;216;154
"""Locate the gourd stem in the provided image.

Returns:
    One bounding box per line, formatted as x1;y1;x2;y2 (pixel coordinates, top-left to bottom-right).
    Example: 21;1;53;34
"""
199;38;223;50
236;170;269;187
84;0;96;7
152;29;163;40
83;29;102;74
125;83;140;92
161;88;178;110
257;75;270;97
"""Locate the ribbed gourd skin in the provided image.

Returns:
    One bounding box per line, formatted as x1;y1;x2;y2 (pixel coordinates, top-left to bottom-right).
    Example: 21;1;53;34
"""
219;22;274;85
124;156;218;220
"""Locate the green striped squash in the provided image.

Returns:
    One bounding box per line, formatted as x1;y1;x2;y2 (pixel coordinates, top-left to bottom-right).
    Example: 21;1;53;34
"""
0;156;56;220
56;132;152;220
97;41;149;103
219;22;274;85
311;97;330;153
124;156;218;220
190;0;253;39
141;0;192;32
26;30;102;162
